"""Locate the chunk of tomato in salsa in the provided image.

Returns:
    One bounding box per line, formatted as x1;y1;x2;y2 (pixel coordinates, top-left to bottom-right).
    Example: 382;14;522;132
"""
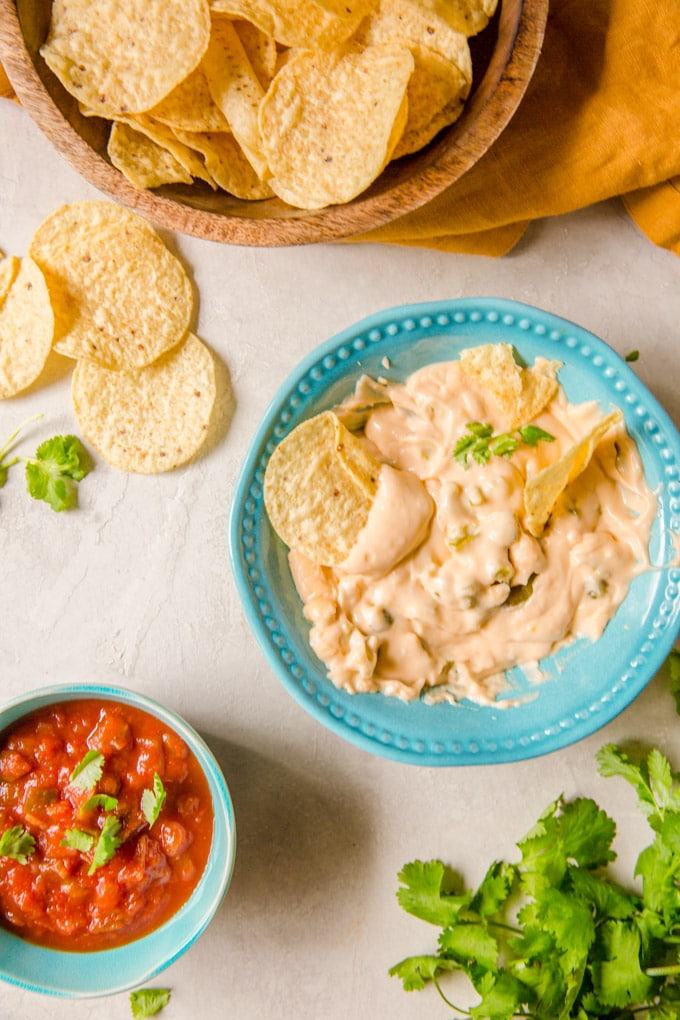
0;699;213;951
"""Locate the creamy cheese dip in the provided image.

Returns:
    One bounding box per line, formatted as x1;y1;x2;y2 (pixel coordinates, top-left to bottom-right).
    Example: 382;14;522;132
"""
288;359;657;706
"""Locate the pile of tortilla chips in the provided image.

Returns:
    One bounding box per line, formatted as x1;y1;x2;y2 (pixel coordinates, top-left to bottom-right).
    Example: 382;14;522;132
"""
0;200;216;473
40;0;496;209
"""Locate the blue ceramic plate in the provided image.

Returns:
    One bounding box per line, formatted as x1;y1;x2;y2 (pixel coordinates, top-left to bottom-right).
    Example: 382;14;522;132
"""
0;683;236;997
229;298;680;766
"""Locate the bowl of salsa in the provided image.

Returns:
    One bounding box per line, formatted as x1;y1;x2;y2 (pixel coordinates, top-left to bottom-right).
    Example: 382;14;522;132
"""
0;683;236;997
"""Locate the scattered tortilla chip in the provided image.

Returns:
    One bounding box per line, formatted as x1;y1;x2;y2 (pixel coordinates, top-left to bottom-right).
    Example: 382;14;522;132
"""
259;44;414;208
0;257;54;399
264;410;382;565
524;410;624;537
460;343;561;429
29;201;193;370
108;120;194;188
40;0;212;117
72;333;216;473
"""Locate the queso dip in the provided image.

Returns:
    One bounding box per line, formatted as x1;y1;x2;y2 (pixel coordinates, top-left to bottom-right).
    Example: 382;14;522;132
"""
285;356;657;706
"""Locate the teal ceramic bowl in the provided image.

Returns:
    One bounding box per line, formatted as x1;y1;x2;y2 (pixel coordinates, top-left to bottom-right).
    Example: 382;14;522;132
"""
230;298;680;766
0;683;236;998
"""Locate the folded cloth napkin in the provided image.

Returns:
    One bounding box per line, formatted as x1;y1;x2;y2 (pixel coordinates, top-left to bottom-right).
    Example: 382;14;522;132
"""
358;0;680;256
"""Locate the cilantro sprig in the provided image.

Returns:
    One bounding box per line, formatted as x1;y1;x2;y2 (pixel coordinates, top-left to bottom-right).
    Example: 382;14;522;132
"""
0;414;92;510
454;421;555;469
391;742;680;1018
0;824;36;863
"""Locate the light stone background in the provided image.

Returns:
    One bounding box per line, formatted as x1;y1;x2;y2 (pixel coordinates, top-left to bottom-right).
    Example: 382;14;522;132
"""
1;97;679;1020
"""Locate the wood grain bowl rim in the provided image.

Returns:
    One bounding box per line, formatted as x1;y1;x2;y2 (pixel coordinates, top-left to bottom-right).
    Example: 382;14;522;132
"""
0;0;548;247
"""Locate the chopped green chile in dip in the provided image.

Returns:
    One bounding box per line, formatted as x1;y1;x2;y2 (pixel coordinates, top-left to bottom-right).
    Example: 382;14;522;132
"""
0;699;213;951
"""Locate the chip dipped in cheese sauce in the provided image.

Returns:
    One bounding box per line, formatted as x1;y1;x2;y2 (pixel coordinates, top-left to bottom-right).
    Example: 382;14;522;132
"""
267;347;658;706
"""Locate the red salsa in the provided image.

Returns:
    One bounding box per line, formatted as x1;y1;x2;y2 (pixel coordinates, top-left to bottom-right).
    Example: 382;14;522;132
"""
0;698;213;951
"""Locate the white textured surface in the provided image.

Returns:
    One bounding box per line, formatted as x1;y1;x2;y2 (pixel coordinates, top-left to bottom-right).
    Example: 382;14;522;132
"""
1;97;679;1019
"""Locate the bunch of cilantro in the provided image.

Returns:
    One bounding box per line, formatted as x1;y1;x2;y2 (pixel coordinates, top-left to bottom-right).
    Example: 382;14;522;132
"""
391;738;680;1017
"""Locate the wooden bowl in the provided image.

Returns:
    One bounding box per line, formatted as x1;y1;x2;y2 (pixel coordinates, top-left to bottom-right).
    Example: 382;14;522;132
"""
0;0;548;247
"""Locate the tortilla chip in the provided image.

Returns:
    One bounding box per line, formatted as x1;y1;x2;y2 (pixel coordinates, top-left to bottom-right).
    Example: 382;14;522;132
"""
259;44;414;208
264;410;382;565
460;343;561;429
72;332;216;473
108;120;195;188
524;410;624;536
416;0;498;36
148;67;231;133
0;257;54;398
29;200;193;370
202;16;269;178
209;0;365;49
174;129;274;198
40;0;212;117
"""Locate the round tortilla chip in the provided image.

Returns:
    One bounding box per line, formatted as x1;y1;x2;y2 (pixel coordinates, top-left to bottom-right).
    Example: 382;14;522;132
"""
72;333;216;473
264;410;382;566
29;200;193;370
210;0;365;49
40;0;212;117
259;44;414;209
108;121;194;189
0;257;54;399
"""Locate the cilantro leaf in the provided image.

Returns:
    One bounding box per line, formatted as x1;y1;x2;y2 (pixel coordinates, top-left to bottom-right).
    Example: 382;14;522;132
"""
141;773;166;830
625;350;640;362
130;988;171;1018
88;814;122;875
69;749;105;792
517;425;557;447
25;435;92;511
396;859;471;927
60;828;96;852
81;793;118;814
454;421;555;468
0;824;36;863
590;920;655;1008
469;969;526;1020
439;922;499;971
388;954;462;991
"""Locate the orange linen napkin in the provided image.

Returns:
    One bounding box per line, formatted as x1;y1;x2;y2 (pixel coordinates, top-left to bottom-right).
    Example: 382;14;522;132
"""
359;0;680;256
